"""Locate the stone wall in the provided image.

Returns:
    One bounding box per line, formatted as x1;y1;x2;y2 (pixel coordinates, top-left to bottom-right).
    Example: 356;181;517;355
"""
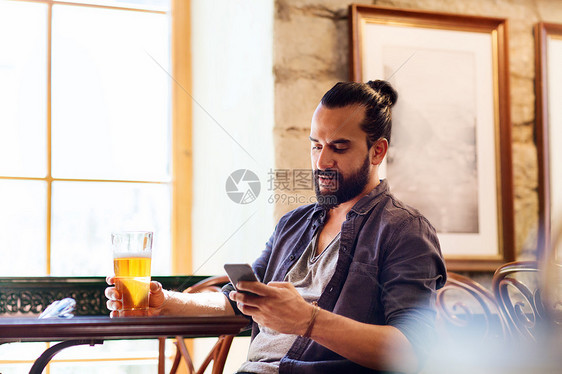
273;0;562;258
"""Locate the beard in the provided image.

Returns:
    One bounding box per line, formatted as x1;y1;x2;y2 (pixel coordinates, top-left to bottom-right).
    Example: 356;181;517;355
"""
314;154;371;210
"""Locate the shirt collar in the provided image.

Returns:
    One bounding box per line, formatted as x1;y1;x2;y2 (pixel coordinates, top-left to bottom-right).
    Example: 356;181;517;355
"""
349;179;389;215
310;203;326;223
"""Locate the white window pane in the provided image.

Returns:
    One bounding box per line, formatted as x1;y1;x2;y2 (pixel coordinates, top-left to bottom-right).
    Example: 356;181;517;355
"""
0;180;46;276
50;181;171;276
49;360;158;374
49;339;176;374
0;364;34;374
51;5;171;181
0;342;48;362
54;339;169;360
0;1;47;177
56;0;170;12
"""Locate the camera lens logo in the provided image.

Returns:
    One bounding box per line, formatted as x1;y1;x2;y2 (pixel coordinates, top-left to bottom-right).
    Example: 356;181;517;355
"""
226;169;261;204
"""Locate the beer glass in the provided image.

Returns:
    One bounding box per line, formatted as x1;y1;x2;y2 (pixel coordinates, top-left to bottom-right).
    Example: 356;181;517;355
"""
111;231;153;316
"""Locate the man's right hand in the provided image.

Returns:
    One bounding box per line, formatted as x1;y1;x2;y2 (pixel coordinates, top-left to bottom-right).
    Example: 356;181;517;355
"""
105;276;168;317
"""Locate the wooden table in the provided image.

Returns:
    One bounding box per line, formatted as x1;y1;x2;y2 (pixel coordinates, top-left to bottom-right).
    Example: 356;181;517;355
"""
0;315;248;373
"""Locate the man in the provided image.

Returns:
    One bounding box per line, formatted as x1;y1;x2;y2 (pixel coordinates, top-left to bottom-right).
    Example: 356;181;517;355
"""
106;80;447;374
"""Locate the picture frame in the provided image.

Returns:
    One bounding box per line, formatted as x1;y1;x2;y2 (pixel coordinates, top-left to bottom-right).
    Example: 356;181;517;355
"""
535;22;562;261
350;4;514;271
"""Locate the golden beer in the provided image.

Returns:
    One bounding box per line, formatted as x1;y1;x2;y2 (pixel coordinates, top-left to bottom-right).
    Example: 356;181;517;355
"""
114;254;152;313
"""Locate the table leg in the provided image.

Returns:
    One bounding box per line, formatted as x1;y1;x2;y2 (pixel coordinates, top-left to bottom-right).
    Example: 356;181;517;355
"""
29;339;104;374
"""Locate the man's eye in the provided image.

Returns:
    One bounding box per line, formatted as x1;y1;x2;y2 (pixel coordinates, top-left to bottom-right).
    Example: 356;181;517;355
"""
312;145;322;150
333;148;347;153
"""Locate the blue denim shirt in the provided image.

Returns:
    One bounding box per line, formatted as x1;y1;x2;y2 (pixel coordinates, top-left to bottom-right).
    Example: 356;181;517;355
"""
224;180;447;373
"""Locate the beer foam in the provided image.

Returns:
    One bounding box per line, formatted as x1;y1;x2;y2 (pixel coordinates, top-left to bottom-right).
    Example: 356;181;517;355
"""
113;251;152;259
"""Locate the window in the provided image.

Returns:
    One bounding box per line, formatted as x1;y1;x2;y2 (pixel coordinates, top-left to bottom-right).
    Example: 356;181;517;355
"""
0;0;190;371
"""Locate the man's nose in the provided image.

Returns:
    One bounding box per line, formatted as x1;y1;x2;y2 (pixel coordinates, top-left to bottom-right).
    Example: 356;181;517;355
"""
316;148;335;170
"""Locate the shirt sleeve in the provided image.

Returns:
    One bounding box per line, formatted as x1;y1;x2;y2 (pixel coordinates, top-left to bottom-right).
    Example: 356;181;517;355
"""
221;228;276;316
380;215;447;369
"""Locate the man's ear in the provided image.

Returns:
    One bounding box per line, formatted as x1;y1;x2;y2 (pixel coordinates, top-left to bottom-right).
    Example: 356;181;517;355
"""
370;138;388;166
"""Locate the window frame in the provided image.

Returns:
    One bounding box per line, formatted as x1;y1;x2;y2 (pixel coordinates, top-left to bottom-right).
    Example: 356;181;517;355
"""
0;0;191;276
0;0;192;368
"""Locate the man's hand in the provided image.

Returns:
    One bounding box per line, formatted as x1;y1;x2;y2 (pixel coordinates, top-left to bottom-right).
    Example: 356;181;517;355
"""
229;281;314;335
105;276;168;317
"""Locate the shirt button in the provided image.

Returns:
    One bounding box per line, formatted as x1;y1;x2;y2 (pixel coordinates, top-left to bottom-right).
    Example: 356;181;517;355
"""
329;287;334;292
289;255;295;260
341;246;346;252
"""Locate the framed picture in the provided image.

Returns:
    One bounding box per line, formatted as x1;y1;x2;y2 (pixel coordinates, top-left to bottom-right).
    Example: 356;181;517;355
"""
536;22;562;261
350;4;514;271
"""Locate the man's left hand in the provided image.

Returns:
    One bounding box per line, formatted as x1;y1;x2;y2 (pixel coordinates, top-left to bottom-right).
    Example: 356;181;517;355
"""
229;281;314;335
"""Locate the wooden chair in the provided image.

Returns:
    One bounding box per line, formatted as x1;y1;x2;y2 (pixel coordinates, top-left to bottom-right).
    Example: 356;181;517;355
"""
492;260;560;341
426;267;562;373
435;272;507;343
157;275;235;374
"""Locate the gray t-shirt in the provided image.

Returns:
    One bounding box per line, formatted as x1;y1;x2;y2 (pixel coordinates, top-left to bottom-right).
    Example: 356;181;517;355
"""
238;233;340;374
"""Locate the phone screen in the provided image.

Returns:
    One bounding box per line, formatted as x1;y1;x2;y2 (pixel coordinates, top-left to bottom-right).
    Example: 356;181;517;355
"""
224;263;259;295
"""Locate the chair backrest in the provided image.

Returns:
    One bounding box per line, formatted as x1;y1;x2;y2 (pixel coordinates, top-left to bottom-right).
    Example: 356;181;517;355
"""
428;267;562;374
436;272;507;343
167;275;233;374
184;275;229;294
492;260;554;341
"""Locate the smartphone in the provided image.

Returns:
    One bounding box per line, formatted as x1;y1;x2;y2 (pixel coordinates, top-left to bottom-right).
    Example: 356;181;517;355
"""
224;263;260;295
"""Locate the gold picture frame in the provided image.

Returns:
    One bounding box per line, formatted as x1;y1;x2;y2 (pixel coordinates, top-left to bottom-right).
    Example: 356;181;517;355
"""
350;4;514;271
536;22;562;261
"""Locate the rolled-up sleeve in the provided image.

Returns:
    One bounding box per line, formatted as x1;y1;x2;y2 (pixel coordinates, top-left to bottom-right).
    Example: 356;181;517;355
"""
380;216;447;367
221;229;275;316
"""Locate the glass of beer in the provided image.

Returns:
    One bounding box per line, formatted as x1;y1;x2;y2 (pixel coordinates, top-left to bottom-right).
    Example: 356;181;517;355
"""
111;231;153;317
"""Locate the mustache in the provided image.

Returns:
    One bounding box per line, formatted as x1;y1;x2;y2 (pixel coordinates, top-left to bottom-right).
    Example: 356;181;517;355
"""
314;169;339;179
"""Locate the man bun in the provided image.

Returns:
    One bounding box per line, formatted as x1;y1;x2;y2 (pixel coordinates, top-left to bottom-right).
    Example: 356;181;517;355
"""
320;80;397;146
367;80;398;107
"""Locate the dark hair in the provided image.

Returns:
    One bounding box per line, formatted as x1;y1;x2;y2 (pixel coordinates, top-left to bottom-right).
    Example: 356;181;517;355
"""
320;80;398;147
